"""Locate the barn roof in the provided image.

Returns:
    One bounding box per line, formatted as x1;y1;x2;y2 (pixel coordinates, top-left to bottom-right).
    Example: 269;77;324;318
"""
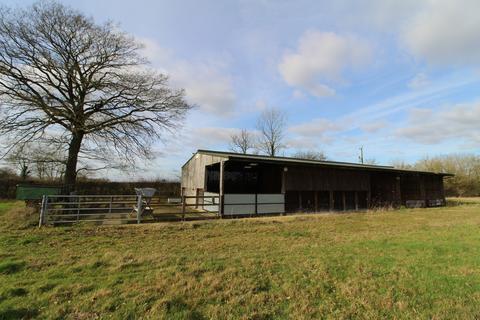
193;149;454;176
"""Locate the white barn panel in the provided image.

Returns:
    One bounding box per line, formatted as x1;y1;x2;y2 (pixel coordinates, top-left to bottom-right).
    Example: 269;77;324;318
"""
223;194;285;215
223;194;255;215
257;194;285;214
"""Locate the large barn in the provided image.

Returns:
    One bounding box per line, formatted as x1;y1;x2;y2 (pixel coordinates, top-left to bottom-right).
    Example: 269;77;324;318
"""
181;150;452;216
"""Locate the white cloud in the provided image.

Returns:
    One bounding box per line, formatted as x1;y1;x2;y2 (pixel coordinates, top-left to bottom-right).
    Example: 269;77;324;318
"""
183;127;261;150
278;30;372;97
140;38;236;116
254;99;268;111
288;118;341;144
289;118;340;137
343;74;479;130
174;64;236;115
402;0;480;65
292;90;306;99
188;127;237;146
285;138;319;150
408;73;430;90
396;102;480;144
361;121;388;133
258;117;341;151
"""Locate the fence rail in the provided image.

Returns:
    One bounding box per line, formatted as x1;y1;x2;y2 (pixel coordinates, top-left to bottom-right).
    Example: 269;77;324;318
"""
38;193;286;226
39;194;220;226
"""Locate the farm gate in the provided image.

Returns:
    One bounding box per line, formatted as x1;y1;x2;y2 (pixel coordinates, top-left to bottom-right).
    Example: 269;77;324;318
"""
38;194;220;226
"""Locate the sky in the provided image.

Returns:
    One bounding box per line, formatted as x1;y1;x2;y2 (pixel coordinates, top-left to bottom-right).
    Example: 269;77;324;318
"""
2;0;480;180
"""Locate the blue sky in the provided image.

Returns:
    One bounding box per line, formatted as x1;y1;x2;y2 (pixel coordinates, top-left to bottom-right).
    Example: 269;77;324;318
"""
3;0;480;180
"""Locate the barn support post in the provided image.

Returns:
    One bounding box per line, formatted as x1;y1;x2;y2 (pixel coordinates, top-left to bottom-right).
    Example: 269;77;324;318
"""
314;191;318;212
395;176;402;208
342;192;346;212
354;191;359;211
329;191;334;211
420;175;426;207
367;190;371;209
298;192;302;212
219;160;225;217
440;176;446;204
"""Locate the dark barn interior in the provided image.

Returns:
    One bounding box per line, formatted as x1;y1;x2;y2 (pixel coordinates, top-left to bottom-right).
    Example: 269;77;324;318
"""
203;154;450;212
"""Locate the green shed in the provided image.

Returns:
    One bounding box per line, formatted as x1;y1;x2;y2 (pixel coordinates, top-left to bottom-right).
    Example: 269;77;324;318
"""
16;184;62;200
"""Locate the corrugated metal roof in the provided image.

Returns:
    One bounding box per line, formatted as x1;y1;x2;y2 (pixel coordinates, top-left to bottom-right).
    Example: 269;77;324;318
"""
195;149;454;176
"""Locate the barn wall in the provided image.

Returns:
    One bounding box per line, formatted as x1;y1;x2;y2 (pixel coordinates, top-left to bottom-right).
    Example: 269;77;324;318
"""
400;173;446;206
370;172;401;208
283;166;371;212
181;153;227;198
284;165;446;211
285;166;370;191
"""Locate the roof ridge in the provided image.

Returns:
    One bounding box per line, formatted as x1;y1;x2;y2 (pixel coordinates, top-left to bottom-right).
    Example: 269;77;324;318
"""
197;149;393;168
195;149;453;176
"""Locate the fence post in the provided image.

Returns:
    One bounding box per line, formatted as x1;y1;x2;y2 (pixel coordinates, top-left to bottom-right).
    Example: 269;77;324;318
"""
39;195;46;227
76;195;80;221
182;195;186;221
109;196;113;214
136;194;143;224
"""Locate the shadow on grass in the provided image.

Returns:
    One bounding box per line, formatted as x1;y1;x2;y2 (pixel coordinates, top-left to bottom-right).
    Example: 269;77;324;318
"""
0;307;38;320
0;261;26;275
164;297;206;320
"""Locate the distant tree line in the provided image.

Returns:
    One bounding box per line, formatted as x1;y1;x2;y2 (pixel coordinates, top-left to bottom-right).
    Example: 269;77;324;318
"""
392;154;480;197
0;167;180;199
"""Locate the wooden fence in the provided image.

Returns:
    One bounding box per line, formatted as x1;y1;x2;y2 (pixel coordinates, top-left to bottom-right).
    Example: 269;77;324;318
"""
39;194;220;226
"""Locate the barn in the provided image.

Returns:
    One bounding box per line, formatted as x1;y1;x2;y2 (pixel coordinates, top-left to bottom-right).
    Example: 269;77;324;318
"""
181;150;452;216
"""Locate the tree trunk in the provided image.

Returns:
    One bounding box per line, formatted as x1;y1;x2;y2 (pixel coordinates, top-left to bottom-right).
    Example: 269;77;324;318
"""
63;132;84;192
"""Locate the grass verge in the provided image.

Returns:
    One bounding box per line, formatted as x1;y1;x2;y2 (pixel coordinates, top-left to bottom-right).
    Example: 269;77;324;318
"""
0;199;480;319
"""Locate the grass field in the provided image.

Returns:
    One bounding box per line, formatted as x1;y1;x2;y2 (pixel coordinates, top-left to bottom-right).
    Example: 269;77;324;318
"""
1;199;480;319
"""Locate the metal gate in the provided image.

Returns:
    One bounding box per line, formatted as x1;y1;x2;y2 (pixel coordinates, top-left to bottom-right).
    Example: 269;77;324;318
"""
39;194;220;226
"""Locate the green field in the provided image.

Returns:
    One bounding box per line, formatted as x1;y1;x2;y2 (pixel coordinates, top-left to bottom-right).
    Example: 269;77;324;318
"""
1;199;480;319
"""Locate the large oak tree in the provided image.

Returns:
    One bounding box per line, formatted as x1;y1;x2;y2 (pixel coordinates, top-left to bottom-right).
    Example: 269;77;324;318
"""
0;1;192;190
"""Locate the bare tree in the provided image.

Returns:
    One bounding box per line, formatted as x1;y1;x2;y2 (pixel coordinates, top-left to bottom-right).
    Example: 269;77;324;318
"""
256;108;286;156
7;152;31;180
292;150;327;161
229;129;255;154
0;166;16;178
364;158;378;165
6;143;65;180
0;1;192;190
390;159;413;170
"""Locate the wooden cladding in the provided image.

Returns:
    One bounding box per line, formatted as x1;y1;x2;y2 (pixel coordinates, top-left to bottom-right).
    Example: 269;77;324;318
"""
285;166;370;191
